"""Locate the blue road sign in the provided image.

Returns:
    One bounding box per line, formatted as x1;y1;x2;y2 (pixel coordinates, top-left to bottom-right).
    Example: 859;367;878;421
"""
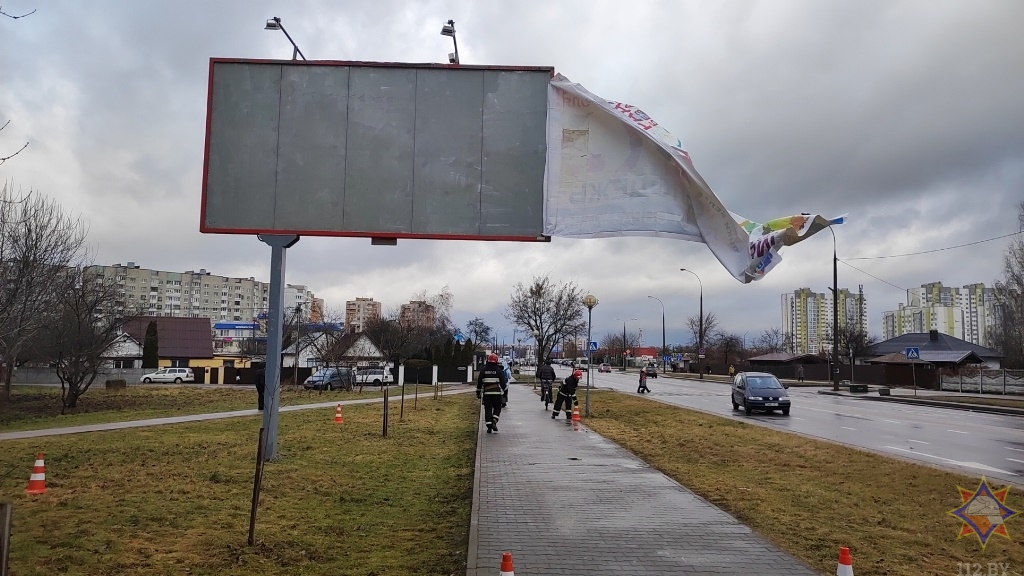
663;355;670;362
589;341;598;352
905;347;921;360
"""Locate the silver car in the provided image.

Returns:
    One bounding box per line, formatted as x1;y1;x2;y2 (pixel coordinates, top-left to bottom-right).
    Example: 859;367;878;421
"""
139;367;195;383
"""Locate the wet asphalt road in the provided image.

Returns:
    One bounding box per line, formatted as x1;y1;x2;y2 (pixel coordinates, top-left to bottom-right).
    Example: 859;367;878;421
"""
552;366;1024;486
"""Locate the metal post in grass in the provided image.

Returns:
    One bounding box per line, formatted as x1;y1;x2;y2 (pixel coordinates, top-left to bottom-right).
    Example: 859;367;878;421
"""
414;379;419;410
1;501;12;576
382;386;389;437
248;427;267;546
400;379;406;421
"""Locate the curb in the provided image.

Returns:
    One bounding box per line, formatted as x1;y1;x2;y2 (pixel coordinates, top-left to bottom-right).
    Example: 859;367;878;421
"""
817;390;1024;417
465;401;484;576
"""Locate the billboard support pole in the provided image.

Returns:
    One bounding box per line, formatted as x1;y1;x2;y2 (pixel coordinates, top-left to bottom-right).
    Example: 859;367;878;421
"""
259;233;299;461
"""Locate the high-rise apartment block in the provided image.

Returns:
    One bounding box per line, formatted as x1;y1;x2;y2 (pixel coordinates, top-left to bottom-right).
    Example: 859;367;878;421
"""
881;282;998;346
346;297;381;332
781;286;868;354
88;262;322;323
400;300;436;328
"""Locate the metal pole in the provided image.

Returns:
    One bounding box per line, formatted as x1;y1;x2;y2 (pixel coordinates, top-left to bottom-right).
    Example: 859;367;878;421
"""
259;234;298;461
586;307;593;417
248;427;267;546
622;321;627;371
831;227;840;392
0;502;10;576
912;362;917;397
698;288;703;379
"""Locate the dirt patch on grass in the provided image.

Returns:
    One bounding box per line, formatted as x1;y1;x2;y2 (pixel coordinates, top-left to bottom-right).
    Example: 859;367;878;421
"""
585;390;1021;576
1;393;478;575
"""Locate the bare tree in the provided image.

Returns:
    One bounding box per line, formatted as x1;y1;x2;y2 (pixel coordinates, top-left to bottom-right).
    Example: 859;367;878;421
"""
0;185;88;404
755;327;786;354
465;317;492;349
992;201;1024;368
712;332;743;366
505;276;585;367
1;7;35;165
364;309;425;390
685;312;718;352
302;308;352;389
599;331;641;365
32;267;130;413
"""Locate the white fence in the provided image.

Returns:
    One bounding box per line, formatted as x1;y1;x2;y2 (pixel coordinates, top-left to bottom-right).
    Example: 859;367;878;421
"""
940;369;1024;395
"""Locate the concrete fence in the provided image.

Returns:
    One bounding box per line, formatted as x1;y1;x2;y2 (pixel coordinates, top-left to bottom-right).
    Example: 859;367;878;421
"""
11;367;150;385
941;369;1024;395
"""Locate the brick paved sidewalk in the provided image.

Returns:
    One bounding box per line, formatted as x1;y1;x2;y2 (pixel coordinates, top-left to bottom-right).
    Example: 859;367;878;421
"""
467;383;821;575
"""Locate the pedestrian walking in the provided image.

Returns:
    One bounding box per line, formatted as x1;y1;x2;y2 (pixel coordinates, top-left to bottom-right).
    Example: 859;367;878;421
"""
552;369;582;420
536;359;556;410
637;369;651;394
728;365;735;377
796;364;805;383
477;354;509;433
255;367;266;411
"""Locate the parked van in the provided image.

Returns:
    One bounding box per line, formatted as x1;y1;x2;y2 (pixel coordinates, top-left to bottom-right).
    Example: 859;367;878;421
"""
575;357;589;370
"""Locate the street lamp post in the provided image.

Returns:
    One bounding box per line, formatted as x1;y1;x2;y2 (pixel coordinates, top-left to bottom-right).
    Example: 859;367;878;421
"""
616;318;637;372
680;269;704;379
827;226;840;392
264;17;307;61
582;295;598;417
440;19;460;64
647;296;666;373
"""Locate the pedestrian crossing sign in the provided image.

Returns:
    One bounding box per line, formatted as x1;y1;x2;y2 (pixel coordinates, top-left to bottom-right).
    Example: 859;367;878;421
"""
905;347;920;360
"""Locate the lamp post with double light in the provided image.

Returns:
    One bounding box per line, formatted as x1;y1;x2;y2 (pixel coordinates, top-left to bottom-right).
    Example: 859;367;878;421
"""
264;17;306;61
680;268;704;379
582;294;598;416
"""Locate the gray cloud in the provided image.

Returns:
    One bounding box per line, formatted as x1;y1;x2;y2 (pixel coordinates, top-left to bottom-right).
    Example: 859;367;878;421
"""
0;0;1019;346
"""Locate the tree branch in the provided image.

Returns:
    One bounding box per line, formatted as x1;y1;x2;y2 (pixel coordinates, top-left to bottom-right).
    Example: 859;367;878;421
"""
0;6;36;19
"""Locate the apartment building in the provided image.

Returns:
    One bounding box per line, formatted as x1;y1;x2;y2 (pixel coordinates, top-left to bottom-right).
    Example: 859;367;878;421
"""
881;282;999;346
284;284;323;323
89;262;323;324
346;297;381;333
781;286;869;354
400;300;436;328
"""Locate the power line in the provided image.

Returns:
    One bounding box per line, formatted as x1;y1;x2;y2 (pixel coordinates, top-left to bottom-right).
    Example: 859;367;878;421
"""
837;260;908;292
844;230;1022;260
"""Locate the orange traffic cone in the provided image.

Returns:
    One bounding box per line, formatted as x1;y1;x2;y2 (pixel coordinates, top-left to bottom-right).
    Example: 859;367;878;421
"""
334;403;344;424
571;405;581;422
25;452;46;495
499;551;515;575
836;546;854;576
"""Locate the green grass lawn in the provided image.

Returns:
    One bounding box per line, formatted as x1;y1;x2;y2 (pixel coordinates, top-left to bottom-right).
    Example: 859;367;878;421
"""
0;384;443;433
0;393;478;575
584;390;1021;576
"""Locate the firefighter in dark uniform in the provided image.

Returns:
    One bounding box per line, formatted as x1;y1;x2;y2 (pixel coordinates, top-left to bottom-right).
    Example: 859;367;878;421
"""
552;369;582;419
477;353;509;433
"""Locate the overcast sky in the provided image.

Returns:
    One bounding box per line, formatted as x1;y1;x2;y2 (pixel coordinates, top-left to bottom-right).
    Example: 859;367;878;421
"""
1;0;1020;348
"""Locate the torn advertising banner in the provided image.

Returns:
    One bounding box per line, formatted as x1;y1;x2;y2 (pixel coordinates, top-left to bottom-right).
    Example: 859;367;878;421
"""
544;73;844;283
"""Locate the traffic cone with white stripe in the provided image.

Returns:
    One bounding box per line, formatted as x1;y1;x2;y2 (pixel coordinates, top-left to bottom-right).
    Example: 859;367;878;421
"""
25;452;46;495
836;546;854;576
334;403;344;424
571;405;581;422
499;551;515;575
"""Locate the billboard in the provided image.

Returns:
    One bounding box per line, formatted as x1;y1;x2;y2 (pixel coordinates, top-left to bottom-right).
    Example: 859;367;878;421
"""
202;59;553;241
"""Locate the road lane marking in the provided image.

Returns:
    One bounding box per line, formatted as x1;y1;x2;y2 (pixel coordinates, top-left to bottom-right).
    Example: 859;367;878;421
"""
882;446;1016;475
883;420;903;424
842;426;857;431
792;417;805;420
908;439;930;445
1008;447;1024;453
947;429;970;435
1007;458;1024;464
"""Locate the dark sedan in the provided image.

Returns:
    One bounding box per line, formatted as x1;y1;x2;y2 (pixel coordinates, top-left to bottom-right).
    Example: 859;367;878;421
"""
731;372;790;415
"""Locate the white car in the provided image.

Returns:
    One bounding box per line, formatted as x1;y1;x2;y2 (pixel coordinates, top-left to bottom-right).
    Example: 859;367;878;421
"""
139;367;195;383
355;367;394;386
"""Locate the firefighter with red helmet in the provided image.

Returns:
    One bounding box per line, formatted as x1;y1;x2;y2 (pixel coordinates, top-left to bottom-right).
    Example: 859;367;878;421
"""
477;353;509;433
552;369;582;420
